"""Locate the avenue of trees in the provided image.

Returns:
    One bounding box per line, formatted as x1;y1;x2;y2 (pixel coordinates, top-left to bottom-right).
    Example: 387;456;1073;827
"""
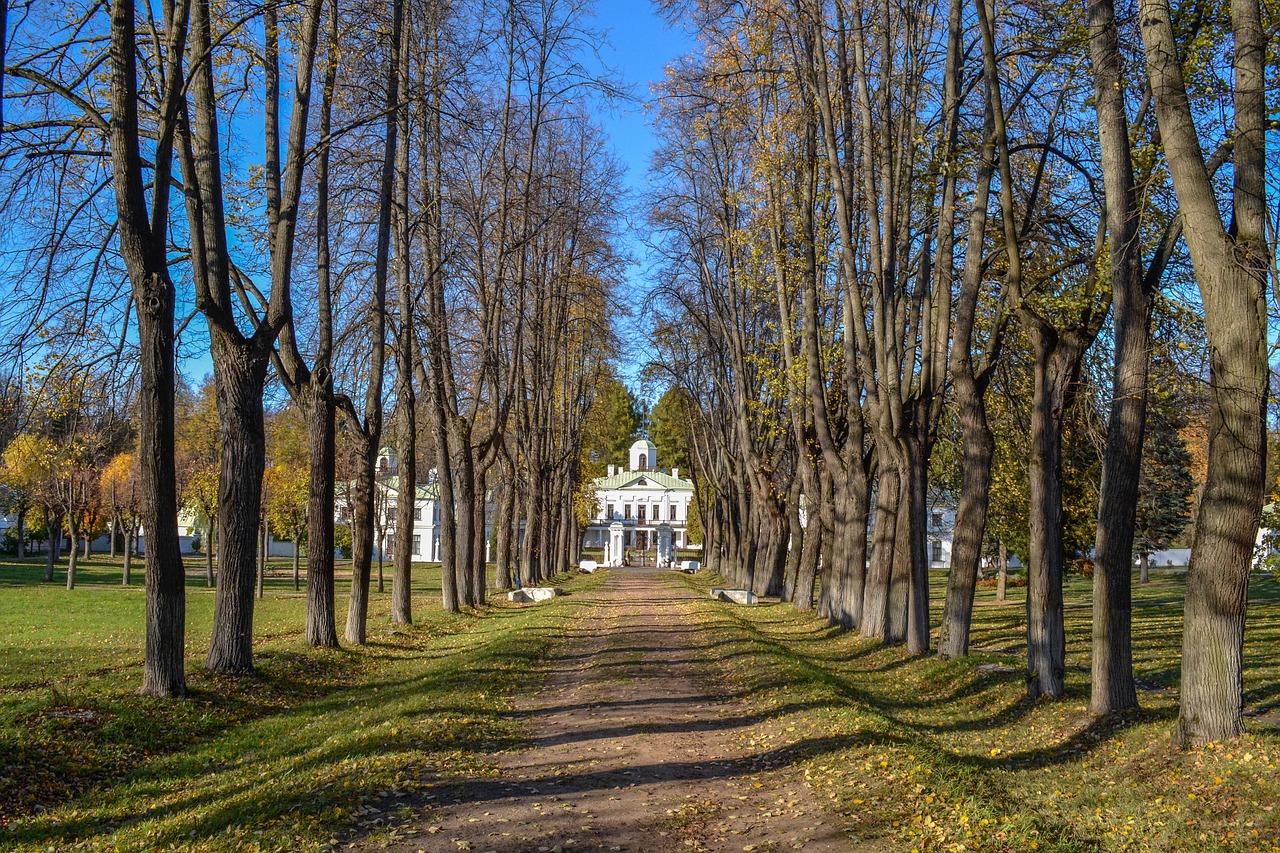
0;0;1274;754
1;0;626;694
642;0;1275;746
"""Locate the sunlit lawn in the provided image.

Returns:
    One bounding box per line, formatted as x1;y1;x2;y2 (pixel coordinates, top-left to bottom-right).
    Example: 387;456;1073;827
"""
5;549;1280;851
677;567;1280;852
0;554;493;689
0;552;583;851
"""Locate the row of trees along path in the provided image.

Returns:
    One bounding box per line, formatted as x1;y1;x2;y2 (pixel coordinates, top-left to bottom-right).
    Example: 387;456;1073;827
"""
0;0;1271;761
2;0;625;698
642;0;1270;747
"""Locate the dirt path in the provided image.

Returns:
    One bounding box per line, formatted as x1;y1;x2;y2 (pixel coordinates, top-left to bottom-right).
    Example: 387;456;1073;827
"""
366;569;860;853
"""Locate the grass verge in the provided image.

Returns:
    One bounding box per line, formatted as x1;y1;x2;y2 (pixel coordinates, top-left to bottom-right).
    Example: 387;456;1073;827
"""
0;559;601;851
671;569;1280;852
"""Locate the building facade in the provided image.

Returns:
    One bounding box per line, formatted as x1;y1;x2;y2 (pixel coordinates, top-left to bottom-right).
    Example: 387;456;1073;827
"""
335;448;451;562
582;439;697;564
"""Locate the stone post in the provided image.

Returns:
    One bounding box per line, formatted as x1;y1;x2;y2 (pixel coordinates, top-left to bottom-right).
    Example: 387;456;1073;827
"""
657;523;673;568
609;522;625;567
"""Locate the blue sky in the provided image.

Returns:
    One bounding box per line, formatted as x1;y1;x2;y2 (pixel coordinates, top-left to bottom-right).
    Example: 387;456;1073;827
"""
180;0;692;392
587;1;695;393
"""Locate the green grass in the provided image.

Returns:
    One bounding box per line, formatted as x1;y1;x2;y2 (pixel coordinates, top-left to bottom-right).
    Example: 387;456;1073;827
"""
0;553;599;850
673;568;1280;852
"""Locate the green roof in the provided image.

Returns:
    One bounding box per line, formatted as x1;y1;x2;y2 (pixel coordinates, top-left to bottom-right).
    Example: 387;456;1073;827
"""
592;470;694;491
381;476;440;502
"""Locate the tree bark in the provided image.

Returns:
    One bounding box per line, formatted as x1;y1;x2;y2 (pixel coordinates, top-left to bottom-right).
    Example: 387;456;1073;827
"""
43;507;54;581
1087;0;1146;718
1025;326;1075;699
344;433;377;645
391;409;415;624
258;520;267;600
206;357;269;674
997;542;1008;602
65;516;78;590
862;465;899;639
938;388;995;658
472;466;488;604
494;473;515;590
205;527;214;587
122;525;133;586
301;0;338;647
1139;0;1269;745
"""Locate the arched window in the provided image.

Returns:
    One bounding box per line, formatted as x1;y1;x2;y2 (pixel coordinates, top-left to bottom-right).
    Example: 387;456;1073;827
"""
639;453;647;470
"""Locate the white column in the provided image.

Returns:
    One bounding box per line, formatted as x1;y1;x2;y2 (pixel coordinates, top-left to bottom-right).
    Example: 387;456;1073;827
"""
657;523;673;568
609;522;625;567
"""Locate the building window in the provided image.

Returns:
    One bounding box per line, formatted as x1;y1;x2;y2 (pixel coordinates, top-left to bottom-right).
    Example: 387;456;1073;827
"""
931;510;944;528
670;504;678;521
413;534;421;556
414;506;422;521
639;453;648;469
624;504;632;520
638;505;647;523
606;503;614;520
931;539;943;564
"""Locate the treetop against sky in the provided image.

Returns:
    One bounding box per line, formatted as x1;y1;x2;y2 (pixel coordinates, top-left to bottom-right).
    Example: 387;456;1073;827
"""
0;0;694;389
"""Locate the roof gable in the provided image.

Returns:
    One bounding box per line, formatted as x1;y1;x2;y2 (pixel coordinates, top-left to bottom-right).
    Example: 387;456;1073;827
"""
592;470;694;491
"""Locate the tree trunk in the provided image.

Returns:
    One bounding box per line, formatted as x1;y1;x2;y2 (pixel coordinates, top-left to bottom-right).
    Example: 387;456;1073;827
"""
344;433;377;644
453;445;476;607
122;527;133;585
495;475;515;590
997;542;1008;602
938;387;995;659
66;517;78;590
472;466;488;604
292;540;300;593
887;467;913;645
844;458;875;625
431;404;460;611
205;525;214;587
391;410;415;625
42;508;52;581
133;274;187;696
794;503;821;612
206;355;269;674
390;17;415;626
1139;553;1149;584
258;521;267;600
783;501;802;604
905;438;931;655
1087;0;1147;718
861;465;899;640
1139;0;1268;746
1026;327;1068;699
110;511;119;559
519;476;539;587
304;388;337;645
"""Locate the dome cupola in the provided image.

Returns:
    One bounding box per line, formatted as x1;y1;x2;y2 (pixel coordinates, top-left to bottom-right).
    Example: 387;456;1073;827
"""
629;439;657;472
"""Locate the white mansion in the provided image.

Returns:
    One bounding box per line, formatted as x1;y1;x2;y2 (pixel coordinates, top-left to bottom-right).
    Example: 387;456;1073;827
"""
334;449;447;562
582;439;697;565
326;442;958;571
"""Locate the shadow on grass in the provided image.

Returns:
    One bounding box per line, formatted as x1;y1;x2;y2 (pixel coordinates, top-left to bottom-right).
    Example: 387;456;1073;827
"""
1;574;603;850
